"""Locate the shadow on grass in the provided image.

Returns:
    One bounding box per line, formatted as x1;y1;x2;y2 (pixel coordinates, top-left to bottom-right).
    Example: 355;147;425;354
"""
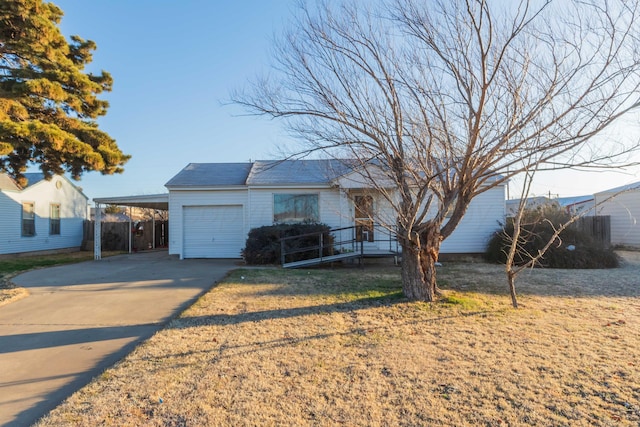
179;294;406;328
232;260;640;299
170;295;495;362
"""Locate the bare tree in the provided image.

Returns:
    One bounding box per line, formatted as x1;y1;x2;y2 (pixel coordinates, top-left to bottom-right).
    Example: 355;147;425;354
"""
502;166;581;308
234;0;640;301
503;165;629;308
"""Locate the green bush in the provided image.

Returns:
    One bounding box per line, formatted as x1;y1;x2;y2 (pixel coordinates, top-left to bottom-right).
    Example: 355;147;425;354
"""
243;223;334;265
485;205;618;269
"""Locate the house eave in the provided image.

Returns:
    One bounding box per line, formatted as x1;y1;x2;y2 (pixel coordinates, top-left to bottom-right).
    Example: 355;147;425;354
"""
247;183;333;190
165;185;249;191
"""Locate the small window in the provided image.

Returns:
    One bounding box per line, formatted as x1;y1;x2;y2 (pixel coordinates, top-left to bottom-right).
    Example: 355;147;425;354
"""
50;204;60;235
274;194;319;223
22;202;35;237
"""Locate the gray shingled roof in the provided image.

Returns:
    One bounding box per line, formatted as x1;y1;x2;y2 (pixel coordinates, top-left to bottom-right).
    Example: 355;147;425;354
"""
165;160;359;188
165;163;253;187
246;159;355;185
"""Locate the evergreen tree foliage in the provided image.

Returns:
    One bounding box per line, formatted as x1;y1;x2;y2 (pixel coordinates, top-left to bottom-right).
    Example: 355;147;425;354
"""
0;0;129;186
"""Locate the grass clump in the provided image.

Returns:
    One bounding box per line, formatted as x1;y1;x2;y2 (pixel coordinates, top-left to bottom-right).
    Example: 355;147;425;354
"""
0;251;117;275
437;292;485;310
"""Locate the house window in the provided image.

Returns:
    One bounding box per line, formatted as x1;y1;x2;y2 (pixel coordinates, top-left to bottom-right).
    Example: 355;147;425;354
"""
50;204;61;235
22;202;35;237
273;194;319;223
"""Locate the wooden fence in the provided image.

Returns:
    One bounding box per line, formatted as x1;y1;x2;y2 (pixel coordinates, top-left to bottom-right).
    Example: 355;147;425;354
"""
571;216;611;246
82;220;169;251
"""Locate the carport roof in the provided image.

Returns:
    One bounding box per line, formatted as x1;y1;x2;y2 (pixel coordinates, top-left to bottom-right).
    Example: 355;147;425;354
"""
93;193;168;210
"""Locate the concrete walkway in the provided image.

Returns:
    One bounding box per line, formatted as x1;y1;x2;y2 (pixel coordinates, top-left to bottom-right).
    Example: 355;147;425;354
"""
0;252;237;427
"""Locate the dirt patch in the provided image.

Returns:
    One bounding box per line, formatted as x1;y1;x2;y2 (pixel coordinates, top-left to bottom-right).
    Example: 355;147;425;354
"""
35;252;640;426
0;282;29;306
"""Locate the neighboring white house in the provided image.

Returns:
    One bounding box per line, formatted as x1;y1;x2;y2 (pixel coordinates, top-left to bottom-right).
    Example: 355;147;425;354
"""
505;196;555;216
165;160;506;259
0;173;88;255
594;181;640;249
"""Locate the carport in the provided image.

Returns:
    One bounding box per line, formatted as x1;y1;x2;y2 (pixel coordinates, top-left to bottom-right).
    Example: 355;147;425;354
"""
93;194;169;260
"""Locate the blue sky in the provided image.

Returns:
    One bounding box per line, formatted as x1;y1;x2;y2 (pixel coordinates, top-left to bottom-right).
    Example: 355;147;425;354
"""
40;1;640;201
49;1;295;199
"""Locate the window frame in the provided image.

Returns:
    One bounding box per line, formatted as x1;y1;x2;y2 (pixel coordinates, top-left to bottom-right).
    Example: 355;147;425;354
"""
22;202;36;237
273;193;320;224
50;203;61;235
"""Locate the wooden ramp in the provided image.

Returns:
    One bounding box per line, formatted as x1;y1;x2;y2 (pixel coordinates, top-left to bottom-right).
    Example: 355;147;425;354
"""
280;225;400;269
282;252;362;269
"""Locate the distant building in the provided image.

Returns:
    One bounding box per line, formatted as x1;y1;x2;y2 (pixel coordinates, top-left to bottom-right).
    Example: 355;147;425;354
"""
594;181;640;249
557;195;595;216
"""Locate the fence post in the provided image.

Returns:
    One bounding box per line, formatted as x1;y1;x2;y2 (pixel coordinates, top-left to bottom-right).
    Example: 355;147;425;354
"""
319;233;323;260
281;238;285;265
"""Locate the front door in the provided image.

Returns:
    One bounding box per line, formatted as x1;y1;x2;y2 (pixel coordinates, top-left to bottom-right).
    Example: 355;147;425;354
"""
354;195;374;243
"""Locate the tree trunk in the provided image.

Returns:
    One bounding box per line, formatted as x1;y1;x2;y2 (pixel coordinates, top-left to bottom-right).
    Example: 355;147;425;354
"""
507;270;519;308
400;228;441;301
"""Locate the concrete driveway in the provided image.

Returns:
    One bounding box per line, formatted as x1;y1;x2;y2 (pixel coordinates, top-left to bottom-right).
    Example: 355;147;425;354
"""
0;251;236;427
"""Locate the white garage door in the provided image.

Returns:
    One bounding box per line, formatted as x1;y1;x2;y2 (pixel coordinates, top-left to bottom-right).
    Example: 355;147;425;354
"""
183;205;244;258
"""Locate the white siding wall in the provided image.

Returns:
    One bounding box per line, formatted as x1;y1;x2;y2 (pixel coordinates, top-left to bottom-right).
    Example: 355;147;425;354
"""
441;186;505;253
0;176;87;255
595;190;640;248
346;185;505;254
0;191;19;254
168;189;248;258
253;185;507;254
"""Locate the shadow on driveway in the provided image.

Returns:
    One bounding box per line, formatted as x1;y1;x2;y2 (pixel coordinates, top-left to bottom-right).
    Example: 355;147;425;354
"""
0;251;237;427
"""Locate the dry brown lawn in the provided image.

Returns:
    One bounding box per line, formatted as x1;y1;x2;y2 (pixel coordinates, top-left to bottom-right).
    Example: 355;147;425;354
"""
36;252;640;426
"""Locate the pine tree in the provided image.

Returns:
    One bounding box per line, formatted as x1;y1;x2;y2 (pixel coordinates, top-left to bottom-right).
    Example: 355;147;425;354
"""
0;0;129;186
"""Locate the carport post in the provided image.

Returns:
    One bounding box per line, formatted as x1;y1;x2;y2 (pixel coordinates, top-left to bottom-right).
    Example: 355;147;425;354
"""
94;202;102;260
152;211;156;249
128;207;132;253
